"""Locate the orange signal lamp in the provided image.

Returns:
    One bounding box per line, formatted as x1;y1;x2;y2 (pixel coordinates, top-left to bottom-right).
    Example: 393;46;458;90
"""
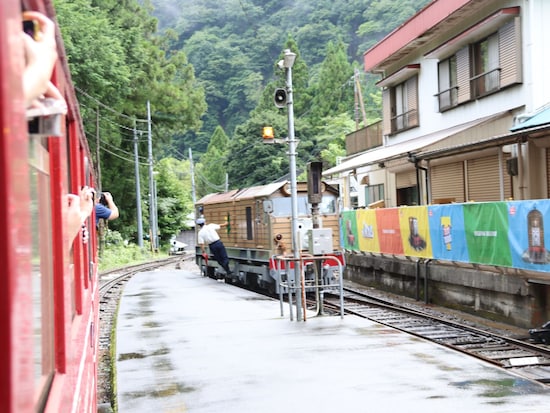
262;126;274;140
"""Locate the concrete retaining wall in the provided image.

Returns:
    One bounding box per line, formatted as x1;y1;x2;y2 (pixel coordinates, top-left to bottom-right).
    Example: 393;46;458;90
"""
344;252;550;329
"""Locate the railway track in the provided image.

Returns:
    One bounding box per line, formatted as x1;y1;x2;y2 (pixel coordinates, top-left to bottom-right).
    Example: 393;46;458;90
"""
97;254;191;407
322;287;550;385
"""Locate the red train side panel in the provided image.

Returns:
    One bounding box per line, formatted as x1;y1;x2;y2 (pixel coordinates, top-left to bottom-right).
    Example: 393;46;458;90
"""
0;1;99;412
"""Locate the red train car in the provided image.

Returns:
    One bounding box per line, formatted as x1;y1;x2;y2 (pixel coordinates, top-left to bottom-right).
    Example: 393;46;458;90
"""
0;1;99;412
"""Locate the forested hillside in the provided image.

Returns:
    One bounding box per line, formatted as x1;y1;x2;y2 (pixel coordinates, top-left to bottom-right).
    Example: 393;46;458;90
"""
53;0;430;243
149;0;431;153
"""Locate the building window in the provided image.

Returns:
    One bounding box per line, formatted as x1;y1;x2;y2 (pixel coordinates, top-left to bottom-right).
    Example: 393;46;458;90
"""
245;206;253;240
471;33;500;98
397;186;418;206
388;75;418;134
437;55;458;111
431;13;521;110
365;184;384;205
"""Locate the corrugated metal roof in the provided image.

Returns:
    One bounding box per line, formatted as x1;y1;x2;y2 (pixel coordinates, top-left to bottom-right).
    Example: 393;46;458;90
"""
196;182;287;205
323;113;503;176
510;107;550;132
195;189;240;205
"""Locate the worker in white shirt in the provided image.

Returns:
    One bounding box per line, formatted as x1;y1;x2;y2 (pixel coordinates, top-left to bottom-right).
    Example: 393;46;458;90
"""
197;218;232;278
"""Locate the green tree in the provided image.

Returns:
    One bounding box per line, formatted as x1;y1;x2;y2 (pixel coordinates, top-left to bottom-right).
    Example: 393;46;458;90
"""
309;39;354;123
155;157;194;240
197;126;230;197
317;114;355;167
54;0;206;243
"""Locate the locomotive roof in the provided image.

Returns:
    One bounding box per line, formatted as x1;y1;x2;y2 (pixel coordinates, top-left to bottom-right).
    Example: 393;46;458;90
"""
196;181;288;205
196;180;339;205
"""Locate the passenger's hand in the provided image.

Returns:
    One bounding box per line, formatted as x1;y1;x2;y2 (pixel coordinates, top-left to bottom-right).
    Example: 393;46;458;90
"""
66;187;94;249
66;193;83;248
79;186;95;222
22;11;63;107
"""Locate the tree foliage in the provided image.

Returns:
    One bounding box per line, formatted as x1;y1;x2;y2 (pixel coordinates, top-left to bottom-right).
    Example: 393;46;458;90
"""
53;0;432;246
54;0;206;241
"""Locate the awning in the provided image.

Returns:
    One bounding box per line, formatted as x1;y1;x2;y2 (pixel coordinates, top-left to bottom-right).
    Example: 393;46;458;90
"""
510;106;550;131
323;113;505;176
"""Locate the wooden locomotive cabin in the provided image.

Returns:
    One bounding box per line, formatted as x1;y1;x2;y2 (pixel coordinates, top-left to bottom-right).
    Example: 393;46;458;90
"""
196;181;341;256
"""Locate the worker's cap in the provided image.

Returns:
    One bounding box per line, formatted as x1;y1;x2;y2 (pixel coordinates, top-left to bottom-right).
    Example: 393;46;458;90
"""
196;218;205;225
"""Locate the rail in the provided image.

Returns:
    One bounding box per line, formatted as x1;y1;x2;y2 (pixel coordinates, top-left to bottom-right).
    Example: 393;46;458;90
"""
273;253;344;321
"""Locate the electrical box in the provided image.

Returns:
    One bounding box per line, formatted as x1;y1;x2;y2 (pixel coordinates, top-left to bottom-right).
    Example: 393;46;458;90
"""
308;228;333;255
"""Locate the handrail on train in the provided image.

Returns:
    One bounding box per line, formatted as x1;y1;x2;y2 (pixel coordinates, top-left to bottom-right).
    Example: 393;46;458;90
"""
273;253;344;321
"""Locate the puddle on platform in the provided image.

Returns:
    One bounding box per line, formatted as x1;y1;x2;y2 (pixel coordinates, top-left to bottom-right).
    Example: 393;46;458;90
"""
123;381;196;400
118;352;146;361
451;377;548;399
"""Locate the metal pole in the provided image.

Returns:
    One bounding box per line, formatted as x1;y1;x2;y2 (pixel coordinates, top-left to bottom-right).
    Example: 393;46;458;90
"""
189;148;196;206
134;122;143;248
287;65;298;255
153;177;159;251
286;61;303;321
96;107;102;191
147;100;157;251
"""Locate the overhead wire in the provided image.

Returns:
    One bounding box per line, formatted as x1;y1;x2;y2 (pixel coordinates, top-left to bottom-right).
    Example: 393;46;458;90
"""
75;86;148;123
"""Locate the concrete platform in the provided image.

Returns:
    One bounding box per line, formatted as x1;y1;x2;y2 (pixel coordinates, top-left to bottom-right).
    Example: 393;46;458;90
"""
115;266;550;412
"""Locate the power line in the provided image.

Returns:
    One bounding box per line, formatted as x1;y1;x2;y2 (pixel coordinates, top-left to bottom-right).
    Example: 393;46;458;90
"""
79;101;149;137
100;145;149;166
75;86;148;123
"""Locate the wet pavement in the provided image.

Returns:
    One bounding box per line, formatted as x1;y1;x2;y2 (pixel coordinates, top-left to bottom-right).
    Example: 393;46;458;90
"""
115;266;550;412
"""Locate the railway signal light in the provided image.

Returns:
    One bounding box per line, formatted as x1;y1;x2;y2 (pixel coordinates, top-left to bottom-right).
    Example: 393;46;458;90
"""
307;161;323;204
262;126;274;144
274;88;287;108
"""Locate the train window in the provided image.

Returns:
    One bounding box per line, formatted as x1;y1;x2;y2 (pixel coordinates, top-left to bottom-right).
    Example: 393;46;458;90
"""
245;207;253;240
270;195;337;217
28;136;55;407
319;195;337;214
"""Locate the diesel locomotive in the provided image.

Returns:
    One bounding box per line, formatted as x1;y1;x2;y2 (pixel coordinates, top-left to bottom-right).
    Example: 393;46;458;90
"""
195;178;345;295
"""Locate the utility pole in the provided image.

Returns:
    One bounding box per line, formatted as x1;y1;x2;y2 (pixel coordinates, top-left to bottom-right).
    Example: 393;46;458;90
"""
134;121;143;248
278;49;304;321
96;106;102;190
189;148;196;206
147;101;158;251
354;68;368;129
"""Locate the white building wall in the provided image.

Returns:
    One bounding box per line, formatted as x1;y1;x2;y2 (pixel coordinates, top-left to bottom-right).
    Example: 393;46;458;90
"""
381;0;550;145
348;0;550;208
528;0;550;111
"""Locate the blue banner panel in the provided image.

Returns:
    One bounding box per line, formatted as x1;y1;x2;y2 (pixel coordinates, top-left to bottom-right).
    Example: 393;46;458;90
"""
507;200;550;272
428;204;469;263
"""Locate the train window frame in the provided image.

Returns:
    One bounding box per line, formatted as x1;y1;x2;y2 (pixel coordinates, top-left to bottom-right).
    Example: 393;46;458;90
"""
270;195;337;217
245;206;253;240
28;135;55;408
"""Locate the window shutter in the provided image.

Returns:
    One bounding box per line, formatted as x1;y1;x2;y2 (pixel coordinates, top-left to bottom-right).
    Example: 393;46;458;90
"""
406;76;419;127
467;155;511;202
499;17;522;87
456;46;470;103
430;162;465;203
396;169;417;189
382;88;391;135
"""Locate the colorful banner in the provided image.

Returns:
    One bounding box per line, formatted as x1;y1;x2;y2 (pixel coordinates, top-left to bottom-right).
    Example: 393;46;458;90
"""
341;211;359;251
357;208;380;253
376;208;404;255
507;200;550;272
398;206;433;258
463;203;512;267
428;204;469;263
341;200;550;274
